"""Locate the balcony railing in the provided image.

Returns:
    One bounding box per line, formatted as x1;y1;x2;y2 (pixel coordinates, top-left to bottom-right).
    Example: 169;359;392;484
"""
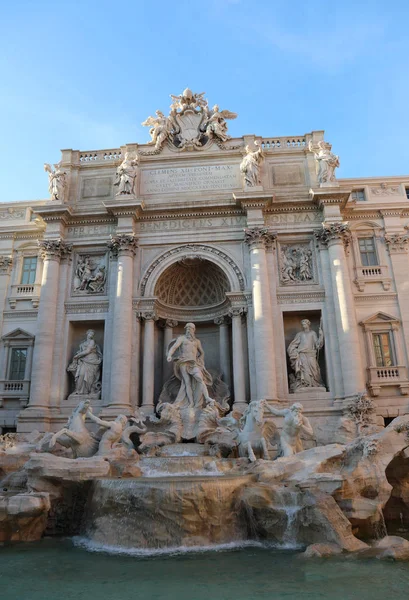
9;283;41;309
0;380;30;397
260;137;306;151
367;365;409;396
354;265;391;292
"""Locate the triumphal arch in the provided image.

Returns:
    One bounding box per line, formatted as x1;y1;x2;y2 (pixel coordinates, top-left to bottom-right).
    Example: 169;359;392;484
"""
1;87;409;441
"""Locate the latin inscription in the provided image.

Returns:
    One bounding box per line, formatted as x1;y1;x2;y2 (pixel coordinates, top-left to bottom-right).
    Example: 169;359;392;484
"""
68;224;116;238
140;216;246;232
141;164;241;195
266;212;322;225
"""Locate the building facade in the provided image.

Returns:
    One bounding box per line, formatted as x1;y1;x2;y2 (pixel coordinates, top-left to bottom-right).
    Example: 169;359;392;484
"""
1;89;409;440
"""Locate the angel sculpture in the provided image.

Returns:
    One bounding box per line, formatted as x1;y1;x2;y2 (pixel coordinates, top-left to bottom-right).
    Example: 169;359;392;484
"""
44;161;67;202
203;104;237;143
141;110;173;150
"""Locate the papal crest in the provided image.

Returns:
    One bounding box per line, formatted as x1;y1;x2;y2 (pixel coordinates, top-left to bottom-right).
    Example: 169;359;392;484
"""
142;88;237;152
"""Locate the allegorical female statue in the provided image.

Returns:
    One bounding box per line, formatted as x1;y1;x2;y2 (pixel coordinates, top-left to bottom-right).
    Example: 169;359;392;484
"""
67;329;103;397
308;140;340;184
240;141;264;187
44;161;67;202
114;152;138;195
287;319;324;392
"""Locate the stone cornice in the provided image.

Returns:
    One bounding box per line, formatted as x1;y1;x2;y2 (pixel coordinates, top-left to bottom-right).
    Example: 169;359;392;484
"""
277;291;325;304
103;196;144;219
65;300;109;314
34;205;73;225
309;188;350;210
314;222;351;247
244;227;277;250
234;191;273;211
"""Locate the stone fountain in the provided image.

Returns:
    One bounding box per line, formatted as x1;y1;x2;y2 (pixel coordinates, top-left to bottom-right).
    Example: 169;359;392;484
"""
2;324;409;561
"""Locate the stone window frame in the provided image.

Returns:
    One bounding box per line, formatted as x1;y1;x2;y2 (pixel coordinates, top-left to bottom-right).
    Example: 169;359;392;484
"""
351;188;367;202
360;312;409;397
71;248;109;298
276;235;318;288
350;222;391;292
0;328;35;408
9;242;43;309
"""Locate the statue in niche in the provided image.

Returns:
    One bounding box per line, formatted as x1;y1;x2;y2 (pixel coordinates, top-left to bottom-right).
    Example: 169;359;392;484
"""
308;140;339;184
287;319;324;392
240;141;264;187
114;152;138;195
280;245;313;284
167;323;215;408
67;329;103;398
266;402;315;457
73;256;106;294
203;104;237;143
44;161;67;202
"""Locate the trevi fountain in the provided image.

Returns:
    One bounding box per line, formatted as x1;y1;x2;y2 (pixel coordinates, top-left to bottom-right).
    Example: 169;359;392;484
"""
1;89;409;598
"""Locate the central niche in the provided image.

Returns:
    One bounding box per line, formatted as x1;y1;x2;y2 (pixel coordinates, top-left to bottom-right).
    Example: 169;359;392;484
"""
155;258;229;308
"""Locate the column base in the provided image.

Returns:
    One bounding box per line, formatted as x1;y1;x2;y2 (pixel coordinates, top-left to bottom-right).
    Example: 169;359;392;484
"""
17;406;52;433
232;401;248;414
99;404;134;418
140;404;155;417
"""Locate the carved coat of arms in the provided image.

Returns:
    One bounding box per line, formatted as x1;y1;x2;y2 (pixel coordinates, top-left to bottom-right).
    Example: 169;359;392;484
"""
142;88;237;152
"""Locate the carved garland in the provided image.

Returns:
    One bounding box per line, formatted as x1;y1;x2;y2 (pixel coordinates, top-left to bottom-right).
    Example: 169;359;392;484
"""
140;244;245;295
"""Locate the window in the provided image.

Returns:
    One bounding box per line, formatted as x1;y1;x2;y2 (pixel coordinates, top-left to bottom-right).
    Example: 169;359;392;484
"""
373;333;395;367
21;256;37;285
406;187;409;200
9;348;27;380
352;189;366;202
358;237;378;266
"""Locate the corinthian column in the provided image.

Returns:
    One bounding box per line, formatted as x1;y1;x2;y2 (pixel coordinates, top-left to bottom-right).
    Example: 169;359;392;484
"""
162;320;178;383
105;234;138;413
244;228;277;400
21;240;72;428
141;311;158;415
315;223;364;399
228;307;247;411
214;316;231;390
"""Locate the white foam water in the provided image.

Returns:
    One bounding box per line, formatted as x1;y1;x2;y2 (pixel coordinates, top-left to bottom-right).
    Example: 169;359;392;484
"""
72;536;265;557
140;467;224;477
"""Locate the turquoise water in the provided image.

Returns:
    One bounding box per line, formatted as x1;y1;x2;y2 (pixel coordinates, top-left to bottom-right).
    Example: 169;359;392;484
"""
1;538;409;600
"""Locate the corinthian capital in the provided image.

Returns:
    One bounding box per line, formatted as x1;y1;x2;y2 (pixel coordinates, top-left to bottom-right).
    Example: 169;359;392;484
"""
0;255;12;274
107;233;138;257
38;239;72;261
244;227;277;250
314;222;351;247
384;233;409;253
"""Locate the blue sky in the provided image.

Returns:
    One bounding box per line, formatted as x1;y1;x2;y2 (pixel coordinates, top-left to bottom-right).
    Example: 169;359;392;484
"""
1;0;408;202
